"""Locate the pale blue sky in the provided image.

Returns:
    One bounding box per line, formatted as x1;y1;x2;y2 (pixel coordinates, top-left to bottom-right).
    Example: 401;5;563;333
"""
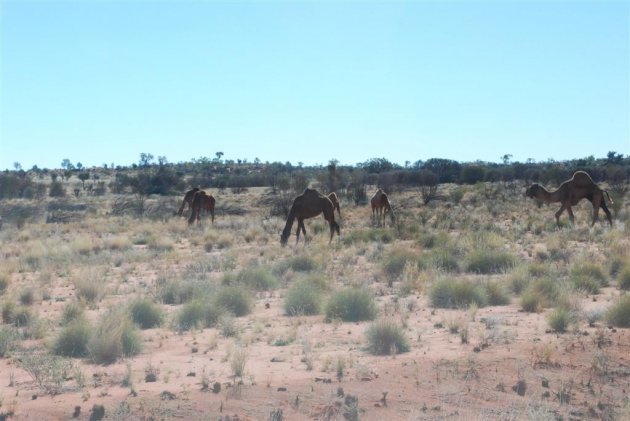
1;0;628;170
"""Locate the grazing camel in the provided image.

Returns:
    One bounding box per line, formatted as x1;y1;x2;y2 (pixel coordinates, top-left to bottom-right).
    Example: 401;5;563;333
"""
327;192;341;217
280;188;340;246
525;171;613;227
371;188;394;224
188;190;216;225
176;187;200;216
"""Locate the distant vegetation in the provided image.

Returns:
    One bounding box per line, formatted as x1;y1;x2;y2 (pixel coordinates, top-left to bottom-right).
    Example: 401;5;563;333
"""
1;151;628;202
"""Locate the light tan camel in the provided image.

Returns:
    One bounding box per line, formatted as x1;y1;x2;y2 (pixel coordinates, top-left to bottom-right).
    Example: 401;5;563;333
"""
525;171;613;227
327;192;341;217
371;188;394;224
176;187;200;216
188;190;216;225
281;188;340;246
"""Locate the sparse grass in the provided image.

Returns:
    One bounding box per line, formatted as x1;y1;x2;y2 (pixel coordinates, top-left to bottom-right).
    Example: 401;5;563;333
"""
73;271;105;304
19;288;35;306
520;277;561;312
483;280;511;306
88;307;142;364
570;262;608;293
325;287;377;322
284;279;324;316
430;277;487;309
275;254;319;274
0;326;18;357
156;276;216;305
52;318;91;357
606;295;630;327
0;273;9;296
129;298;164;329
365;319;410;355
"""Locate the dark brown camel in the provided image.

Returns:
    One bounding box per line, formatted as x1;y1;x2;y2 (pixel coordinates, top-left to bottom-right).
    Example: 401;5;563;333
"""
281;188;340;246
525;171;613;227
177;187;200;216
188;190;216;225
327;192;341;217
371;188;394;224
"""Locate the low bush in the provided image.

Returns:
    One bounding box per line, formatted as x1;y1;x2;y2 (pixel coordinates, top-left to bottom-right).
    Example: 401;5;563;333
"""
365;319;410;355
484;280;511;306
174;300;222;331
225;268;279;291
325;288;377;322
617;264;630;290
61;302;85;325
547;307;574;333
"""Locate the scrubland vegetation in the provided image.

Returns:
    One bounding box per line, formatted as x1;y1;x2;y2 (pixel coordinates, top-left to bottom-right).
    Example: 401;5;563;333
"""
0;154;629;420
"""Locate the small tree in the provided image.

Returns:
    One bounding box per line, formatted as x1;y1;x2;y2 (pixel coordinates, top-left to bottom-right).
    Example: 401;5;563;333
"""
78;172;90;188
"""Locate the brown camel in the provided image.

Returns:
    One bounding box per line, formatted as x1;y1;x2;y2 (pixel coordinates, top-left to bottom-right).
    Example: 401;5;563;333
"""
525;171;613;227
371;188;394;223
188;190;216;225
177;187;200;216
327;192;341;217
281;188;340;246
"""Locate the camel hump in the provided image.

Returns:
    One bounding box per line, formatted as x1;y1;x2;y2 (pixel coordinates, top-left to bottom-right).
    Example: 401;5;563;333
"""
571;171;596;187
302;188;321;198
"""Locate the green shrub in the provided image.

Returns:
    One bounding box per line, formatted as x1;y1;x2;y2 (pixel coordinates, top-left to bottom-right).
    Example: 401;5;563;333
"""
284;280;323;316
156;277;215;305
365;319;410;355
1;300;16;324
74;277;103;304
213;287;253;317
52;318;91;357
547;307;573;333
129;299;164;329
509;270;531;295
531;277;561;306
571;275;603;294
606;295;630;327
465;250;515;274
173;300;222;331
484;280;511;306
421;249;460;273
88;308;142;364
617;264;630;290
430;278;487;309
325;288;377;322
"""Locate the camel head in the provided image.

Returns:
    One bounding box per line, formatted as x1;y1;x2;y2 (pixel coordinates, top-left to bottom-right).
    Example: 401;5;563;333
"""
280;229;291;247
525;184;544;199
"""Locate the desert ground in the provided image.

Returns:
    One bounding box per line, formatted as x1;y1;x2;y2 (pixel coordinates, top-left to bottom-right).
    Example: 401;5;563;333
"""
1;183;630;421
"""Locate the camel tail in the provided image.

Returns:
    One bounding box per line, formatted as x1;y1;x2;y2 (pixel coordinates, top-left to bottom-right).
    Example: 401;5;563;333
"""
604;190;613;205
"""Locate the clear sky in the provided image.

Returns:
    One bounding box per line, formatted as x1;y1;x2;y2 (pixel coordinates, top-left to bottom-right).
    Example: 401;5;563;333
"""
1;0;628;170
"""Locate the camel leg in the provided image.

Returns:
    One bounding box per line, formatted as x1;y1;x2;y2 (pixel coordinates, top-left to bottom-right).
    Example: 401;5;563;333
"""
590;195;602;226
555;203;568;227
566;207;575;224
600;201;613;227
295;218;305;244
210;209;215;224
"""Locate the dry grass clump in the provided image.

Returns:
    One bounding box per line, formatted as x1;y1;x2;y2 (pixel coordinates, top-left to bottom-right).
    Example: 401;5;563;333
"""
0;273;10;296
365;319;410;355
147;235;175;252
88;307;142;364
129;298;164;329
519;277;562;313
616;264;630;290
104;235;132;251
606;295;630;327
223;267;279;291
73;271;105;304
70;235;101;255
173;300;222;331
284;278;325;316
429;277;488;309
156;276;216;305
0;325;19;357
213;286;253;317
381;247;420;283
547;306;577;333
275;254;319;274
52;318;92;357
465;249;516;274
61;302;85;325
325;287;377;322
570;262;608;294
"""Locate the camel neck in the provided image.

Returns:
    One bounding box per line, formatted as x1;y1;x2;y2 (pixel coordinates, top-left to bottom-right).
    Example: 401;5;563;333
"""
538;186;562;203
